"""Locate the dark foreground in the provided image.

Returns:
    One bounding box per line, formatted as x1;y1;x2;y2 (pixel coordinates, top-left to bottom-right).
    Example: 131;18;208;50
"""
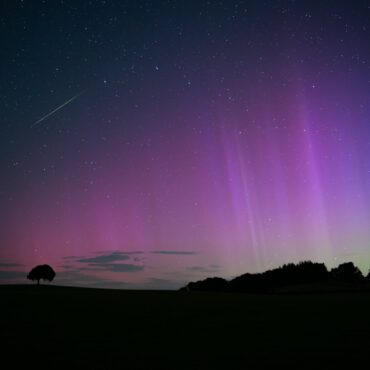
1;285;369;369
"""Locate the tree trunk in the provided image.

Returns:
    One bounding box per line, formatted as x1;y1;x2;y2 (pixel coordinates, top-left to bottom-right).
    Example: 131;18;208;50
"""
37;279;40;285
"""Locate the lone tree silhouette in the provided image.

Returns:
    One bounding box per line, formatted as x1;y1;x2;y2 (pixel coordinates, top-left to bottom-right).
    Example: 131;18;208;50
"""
27;264;56;285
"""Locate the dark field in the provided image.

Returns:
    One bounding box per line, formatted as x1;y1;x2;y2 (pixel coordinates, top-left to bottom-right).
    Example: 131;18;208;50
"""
1;285;369;369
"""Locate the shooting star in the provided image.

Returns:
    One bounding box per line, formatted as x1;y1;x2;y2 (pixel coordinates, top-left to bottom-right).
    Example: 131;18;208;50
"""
31;90;85;128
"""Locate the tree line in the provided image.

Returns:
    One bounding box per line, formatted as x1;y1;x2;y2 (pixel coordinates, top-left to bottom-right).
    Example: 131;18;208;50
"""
181;261;370;293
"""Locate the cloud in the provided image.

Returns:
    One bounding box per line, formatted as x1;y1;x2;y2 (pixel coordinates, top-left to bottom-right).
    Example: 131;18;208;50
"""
89;263;144;273
90;280;133;289
94;250;143;255
55;269;125;288
0;263;24;268
61;251;145;275
62;255;81;260
0;270;26;281
77;251;131;264
56;250;203;289
187;266;205;271
144;277;185;290
151;250;196;255
187;265;221;273
58;264;76;270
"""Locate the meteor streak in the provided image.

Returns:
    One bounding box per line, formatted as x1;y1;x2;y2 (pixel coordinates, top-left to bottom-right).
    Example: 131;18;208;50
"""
31;90;85;127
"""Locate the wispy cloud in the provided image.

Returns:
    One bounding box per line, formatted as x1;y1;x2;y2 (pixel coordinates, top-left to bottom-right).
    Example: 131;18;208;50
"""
0;263;24;268
0;261;26;283
59;264;76;270
77;251;131;264
62;255;81;260
0;270;26;280
89;263;144;273
54;250;205;289
94;250;143;255
61;251;145;275
187;265;221;273
152;250;196;255
144;277;185;290
55;269;130;288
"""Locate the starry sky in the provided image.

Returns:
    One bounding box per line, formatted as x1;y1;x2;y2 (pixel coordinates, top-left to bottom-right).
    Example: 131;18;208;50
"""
1;0;370;289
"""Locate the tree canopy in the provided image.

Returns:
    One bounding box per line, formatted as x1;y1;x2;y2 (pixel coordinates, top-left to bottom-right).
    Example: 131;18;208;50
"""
27;264;56;285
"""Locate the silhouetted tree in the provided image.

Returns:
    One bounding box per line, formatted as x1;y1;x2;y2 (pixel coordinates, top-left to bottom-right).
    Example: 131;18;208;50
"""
330;262;363;283
27;264;56;285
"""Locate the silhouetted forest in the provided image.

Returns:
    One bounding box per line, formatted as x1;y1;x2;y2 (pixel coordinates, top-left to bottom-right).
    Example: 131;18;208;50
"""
181;261;370;293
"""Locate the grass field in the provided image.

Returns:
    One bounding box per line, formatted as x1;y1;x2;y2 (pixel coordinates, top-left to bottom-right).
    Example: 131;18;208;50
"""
1;285;369;369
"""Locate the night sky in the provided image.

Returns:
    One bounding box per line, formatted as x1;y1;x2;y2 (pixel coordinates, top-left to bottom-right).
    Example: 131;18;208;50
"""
1;1;370;289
